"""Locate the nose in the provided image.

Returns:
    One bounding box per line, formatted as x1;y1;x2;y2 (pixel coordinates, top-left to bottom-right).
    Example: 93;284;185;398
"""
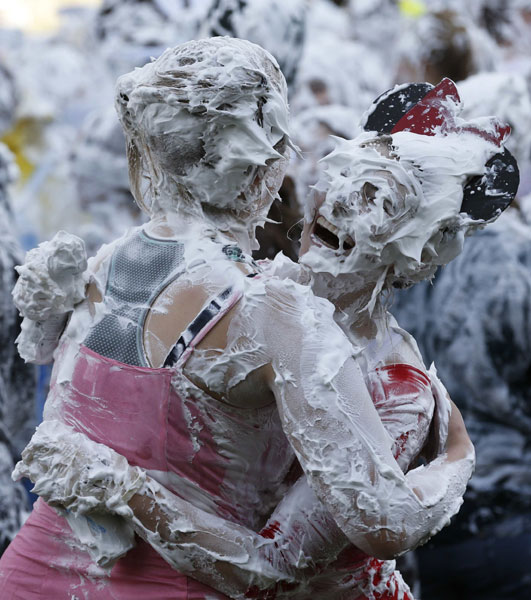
332;200;349;218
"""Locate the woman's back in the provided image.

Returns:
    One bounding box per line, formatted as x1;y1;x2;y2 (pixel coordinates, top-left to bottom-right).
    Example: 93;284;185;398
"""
49;224;295;528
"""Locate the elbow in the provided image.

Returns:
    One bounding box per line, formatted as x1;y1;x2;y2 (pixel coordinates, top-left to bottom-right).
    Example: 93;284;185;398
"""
346;526;414;561
363;539;408;561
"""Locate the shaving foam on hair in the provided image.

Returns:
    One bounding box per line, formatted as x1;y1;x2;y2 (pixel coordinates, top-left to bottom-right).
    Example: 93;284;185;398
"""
115;37;292;229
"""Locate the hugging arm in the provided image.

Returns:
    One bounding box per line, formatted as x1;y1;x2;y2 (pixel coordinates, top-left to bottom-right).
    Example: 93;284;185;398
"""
15;278;473;598
254;278;474;559
14;420;319;599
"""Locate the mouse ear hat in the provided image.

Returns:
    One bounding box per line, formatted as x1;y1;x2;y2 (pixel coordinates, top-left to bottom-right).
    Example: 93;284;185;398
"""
362;78;519;221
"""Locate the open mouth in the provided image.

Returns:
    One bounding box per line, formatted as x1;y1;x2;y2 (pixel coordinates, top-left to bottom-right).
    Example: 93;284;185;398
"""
312;216;355;252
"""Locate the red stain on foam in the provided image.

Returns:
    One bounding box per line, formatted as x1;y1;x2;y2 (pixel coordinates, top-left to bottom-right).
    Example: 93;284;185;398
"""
394;431;411;460
259;520;282;539
358;558;414;600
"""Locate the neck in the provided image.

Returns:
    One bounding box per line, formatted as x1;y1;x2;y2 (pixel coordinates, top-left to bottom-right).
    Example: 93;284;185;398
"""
147;209;253;254
309;270;385;338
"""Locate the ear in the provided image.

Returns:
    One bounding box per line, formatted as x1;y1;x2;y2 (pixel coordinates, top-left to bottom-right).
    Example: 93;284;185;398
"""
461;148;519;221
363;78;460;136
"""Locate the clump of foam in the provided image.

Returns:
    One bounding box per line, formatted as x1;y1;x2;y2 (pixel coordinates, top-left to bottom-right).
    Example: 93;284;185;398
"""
13;419;143;568
13;231;87;321
13;420;146;516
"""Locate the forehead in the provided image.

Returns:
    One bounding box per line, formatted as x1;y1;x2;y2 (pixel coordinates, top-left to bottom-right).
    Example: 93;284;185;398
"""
357;135;395;157
321;136;401;193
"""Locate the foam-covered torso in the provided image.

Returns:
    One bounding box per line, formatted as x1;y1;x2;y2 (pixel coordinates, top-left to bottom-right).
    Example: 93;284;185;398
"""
45;226;295;530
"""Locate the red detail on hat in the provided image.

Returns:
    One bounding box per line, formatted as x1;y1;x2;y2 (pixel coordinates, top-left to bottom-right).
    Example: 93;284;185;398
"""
460;120;511;147
391;77;511;147
391;78;460;136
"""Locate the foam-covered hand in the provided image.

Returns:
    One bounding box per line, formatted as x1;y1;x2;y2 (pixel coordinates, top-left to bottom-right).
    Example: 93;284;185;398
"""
13;231;88;320
13;420;146;517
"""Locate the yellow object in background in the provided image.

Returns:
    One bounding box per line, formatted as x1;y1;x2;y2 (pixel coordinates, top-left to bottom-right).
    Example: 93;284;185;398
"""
399;0;427;18
1;119;40;181
0;0;101;33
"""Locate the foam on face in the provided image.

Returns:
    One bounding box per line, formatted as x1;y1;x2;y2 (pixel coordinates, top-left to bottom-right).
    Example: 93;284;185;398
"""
115;37;292;238
301;128;501;306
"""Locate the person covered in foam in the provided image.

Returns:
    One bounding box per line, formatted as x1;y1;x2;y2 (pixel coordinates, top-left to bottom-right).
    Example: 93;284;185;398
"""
254;77;518;598
2;42;476;599
302;78;517;303
0;144;36;557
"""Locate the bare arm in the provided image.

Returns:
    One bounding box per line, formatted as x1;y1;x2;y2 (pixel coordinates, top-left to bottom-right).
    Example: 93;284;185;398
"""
255;278;474;559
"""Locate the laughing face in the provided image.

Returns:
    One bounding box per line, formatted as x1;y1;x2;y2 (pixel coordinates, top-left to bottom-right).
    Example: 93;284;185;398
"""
300;133;425;285
300;129;494;293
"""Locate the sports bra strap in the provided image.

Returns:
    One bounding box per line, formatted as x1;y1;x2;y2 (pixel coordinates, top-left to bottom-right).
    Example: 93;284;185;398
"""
164;284;245;369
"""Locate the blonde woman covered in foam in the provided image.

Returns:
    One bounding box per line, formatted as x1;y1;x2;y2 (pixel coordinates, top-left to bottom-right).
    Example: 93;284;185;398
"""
3;43;476;599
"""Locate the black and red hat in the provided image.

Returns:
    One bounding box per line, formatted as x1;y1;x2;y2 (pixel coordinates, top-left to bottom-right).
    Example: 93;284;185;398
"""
362;78;519;222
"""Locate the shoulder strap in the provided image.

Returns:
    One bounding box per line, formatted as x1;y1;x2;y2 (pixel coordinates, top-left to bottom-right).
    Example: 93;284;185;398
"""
163;284;244;369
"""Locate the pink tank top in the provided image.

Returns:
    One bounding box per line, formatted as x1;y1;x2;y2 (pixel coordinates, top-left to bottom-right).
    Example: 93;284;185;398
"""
0;285;295;599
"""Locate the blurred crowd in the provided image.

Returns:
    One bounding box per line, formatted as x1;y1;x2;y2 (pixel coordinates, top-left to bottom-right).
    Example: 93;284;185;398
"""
0;0;530;597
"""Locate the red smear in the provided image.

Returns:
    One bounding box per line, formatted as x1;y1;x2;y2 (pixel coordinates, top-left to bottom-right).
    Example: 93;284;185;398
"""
391;77;511;147
359;559;414;600
391;78;460;136
393;431;411;460
372;364;430;461
377;363;431;388
259;520;282;539
370;557;384;587
460;121;511;147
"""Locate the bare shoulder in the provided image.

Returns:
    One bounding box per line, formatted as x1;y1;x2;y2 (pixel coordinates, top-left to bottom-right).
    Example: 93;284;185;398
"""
144;256;253;368
85;237;123;304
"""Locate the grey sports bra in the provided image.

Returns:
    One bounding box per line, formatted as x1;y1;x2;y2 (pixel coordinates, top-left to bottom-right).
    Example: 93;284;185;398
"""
84;230;185;366
84;230;257;368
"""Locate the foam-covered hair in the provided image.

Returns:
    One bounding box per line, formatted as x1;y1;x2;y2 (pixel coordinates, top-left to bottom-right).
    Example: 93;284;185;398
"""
115;37;291;219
